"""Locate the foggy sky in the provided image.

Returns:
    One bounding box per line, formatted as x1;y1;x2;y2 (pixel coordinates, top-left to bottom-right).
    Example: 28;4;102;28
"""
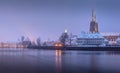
0;0;120;42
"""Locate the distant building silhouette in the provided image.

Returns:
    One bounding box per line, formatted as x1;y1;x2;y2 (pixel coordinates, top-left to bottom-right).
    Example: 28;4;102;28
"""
90;9;98;33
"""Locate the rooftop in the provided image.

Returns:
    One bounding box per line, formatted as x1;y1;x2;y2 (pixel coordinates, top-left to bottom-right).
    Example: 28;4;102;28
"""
79;32;104;38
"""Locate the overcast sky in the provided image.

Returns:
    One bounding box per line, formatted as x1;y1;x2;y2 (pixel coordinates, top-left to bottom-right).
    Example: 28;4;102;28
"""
0;0;119;42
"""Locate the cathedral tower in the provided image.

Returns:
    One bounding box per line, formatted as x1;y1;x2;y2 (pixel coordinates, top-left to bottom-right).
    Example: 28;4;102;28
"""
90;9;98;33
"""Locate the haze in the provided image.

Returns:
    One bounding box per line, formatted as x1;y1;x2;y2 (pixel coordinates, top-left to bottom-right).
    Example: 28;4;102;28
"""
0;0;119;42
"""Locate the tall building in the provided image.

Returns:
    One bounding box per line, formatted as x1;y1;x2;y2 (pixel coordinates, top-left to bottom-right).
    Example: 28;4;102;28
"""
90;9;98;33
76;9;106;46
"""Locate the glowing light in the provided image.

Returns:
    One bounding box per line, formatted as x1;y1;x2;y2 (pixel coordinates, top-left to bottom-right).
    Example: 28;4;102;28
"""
58;44;62;47
55;44;58;46
65;29;68;33
25;32;36;42
55;43;63;47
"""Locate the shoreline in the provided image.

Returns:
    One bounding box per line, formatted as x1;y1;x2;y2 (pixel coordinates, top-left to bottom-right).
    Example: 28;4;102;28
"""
28;46;120;51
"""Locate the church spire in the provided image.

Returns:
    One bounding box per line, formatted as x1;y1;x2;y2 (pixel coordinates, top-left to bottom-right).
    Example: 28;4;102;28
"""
90;9;99;33
92;9;96;22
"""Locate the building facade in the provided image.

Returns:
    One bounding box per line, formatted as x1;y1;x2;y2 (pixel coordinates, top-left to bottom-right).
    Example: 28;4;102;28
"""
77;33;105;46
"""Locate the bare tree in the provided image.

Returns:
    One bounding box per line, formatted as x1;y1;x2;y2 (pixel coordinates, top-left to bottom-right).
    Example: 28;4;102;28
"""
37;37;41;46
59;32;69;46
21;36;25;42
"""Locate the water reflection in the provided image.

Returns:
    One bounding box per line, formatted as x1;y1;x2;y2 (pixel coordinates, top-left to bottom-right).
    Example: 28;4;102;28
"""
55;50;62;73
106;51;120;55
90;54;98;73
55;50;120;73
0;48;120;73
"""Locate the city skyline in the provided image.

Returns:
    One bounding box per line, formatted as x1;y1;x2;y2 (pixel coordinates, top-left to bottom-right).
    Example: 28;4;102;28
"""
0;0;120;42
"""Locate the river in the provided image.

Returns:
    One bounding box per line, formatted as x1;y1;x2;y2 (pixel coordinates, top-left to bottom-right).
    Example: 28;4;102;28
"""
0;48;119;73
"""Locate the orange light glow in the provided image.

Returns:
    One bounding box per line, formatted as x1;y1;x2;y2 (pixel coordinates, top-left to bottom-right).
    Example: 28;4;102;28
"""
55;43;63;47
58;44;62;47
55;44;58;46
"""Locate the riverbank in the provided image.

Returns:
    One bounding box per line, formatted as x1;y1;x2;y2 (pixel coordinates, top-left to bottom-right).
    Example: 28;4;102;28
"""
28;46;120;51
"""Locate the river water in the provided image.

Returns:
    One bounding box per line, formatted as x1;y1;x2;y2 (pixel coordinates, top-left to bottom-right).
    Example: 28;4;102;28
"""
0;48;119;73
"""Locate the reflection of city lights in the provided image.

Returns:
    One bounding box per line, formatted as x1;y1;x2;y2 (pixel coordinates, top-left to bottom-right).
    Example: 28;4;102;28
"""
55;50;62;73
56;50;62;56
